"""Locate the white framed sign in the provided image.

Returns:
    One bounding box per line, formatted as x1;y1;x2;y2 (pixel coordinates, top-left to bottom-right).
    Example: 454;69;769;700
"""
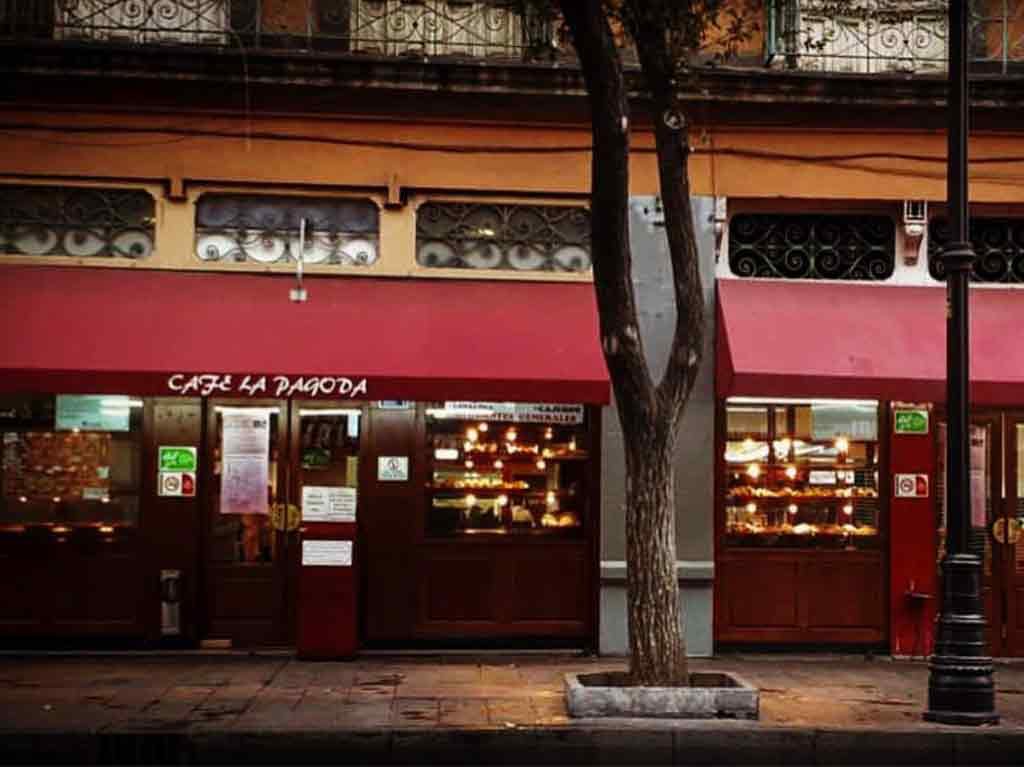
301;485;357;522
895;473;929;499
302;539;353;567
377;456;409;481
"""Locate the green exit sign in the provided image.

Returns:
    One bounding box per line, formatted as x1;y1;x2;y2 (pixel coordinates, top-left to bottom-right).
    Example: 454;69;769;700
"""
895;409;929;435
159;446;198;472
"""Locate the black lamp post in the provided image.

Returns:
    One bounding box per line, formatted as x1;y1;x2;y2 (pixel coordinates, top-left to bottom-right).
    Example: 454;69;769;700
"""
924;0;998;726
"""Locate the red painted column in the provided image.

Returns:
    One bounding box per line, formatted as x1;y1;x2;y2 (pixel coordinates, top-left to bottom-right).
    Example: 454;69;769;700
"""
888;403;938;657
296;520;359;660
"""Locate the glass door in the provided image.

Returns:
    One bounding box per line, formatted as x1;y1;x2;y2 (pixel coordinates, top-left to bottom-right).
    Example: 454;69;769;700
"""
1002;417;1024;656
936;415;1001;655
203;400;295;646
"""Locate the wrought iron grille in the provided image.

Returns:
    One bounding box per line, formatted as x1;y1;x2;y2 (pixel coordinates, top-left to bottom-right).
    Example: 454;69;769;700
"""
416;202;591;272
928;217;1024;283
0;185;155;259
728;214;896;280
195;194;380;265
0;1;555;60
767;1;1024;75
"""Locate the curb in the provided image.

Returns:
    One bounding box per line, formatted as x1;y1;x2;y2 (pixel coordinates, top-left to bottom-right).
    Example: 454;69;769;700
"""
0;726;1022;765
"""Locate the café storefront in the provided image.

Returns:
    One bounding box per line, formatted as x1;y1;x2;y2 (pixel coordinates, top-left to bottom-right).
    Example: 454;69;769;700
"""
0;265;608;649
715;279;1024;657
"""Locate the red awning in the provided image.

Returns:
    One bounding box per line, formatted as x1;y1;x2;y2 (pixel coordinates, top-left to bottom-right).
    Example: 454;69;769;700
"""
717;279;1024;405
0;266;609;404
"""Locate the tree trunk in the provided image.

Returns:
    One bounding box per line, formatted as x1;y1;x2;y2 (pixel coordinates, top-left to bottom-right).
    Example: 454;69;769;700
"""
559;0;696;687
625;421;687;686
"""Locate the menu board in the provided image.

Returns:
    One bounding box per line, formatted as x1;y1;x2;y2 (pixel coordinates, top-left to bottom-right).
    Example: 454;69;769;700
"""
56;395;131;432
220;411;270;516
1;431;111;501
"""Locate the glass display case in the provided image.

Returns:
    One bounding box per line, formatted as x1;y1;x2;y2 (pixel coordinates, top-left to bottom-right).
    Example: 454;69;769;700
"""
0;394;143;538
724;400;880;549
425;402;589;538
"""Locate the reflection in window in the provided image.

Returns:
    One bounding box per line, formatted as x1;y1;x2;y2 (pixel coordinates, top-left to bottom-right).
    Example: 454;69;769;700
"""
0;185;155;259
195;194;380;266
416;202;591;272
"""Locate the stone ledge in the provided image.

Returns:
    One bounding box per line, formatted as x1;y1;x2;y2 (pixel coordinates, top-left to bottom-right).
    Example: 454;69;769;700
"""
565;671;759;720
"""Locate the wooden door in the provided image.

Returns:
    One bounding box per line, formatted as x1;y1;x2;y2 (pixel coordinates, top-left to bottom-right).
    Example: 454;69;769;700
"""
203;400;297;646
1000;416;1024;656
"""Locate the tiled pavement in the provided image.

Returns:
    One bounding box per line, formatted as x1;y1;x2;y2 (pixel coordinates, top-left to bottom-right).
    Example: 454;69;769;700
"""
2;653;1024;763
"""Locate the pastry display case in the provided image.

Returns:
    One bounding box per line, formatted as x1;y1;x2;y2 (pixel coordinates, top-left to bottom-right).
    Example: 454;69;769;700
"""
724;401;880;549
0;394;143;537
424;403;589;538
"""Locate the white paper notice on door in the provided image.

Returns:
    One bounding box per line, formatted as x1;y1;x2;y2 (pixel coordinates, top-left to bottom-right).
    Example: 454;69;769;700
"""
302;539;353;567
220;411;271;516
301;485;357;522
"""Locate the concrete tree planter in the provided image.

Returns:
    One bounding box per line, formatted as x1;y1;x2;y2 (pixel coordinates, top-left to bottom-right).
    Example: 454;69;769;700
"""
565;671;759;720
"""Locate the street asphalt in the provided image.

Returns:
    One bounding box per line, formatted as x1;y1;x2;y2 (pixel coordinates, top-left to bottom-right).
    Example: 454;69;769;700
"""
0;653;1022;764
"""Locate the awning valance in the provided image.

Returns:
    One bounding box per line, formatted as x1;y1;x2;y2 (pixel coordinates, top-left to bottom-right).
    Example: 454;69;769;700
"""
717;279;1024;405
0;266;609;404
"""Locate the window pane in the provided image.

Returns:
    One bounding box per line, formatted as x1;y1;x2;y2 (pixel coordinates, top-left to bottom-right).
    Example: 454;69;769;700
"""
0;395;143;536
729;214;895;280
425;402;589;538
724;401;880;550
0;185;155;260
195;194;380;266
929;217;1024;283
416;202;591;272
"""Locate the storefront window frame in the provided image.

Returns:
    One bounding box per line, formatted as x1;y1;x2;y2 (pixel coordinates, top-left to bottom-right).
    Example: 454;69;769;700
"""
720;397;884;552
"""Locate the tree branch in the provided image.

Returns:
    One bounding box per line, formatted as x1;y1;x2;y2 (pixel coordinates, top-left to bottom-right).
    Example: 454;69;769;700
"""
628;0;706;416
558;0;657;428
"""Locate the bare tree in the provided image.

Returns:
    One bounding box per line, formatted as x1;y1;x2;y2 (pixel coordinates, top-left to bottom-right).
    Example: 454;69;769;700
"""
536;0;761;686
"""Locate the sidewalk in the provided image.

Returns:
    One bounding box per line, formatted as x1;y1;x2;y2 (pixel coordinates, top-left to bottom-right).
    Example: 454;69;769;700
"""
1;653;1023;764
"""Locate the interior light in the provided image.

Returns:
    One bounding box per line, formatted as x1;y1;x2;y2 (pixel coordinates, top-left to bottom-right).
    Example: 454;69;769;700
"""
536;459;546;470
435;448;459;461
494;459;504;469
742;438;755;450
466;427;479;443
463;440;473;452
843;504;854;516
465;494;477;507
746;464;761;479
545;427;554;440
778;438;792;455
100;397;144;408
18;496;27;503
497;494;509;507
835;437;850;453
785;466;797;480
100;496;111;504
465;459;474;469
506;428;517;443
569;438;577;452
52;496;61;504
745;502;757;514
478;422;489;433
546;491;557;506
52;525;70;534
99;525;114;534
788;504;798;515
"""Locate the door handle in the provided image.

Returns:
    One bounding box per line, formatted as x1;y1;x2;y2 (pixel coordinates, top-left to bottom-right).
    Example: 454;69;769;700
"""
1007;518;1021;545
992;518;1007;544
270;502;300;532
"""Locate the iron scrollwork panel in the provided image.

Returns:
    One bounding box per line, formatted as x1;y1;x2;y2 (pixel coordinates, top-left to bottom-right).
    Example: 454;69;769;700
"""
729;213;896;280
416;202;591;272
0;185;155;259
928;217;1024;283
195;194;380;266
52;1;256;45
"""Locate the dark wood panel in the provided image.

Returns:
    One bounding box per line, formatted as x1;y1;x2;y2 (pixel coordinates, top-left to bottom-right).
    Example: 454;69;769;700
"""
508;549;586;622
805;560;885;629
422;555;496;622
721;559;799;629
0;552;45;632
362;406;421;641
207;566;283;620
145;399;203;641
52;555;144;624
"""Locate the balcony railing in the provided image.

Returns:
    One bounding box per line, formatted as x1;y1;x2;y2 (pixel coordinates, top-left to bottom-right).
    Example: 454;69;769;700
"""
767;0;1024;74
0;1;558;61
